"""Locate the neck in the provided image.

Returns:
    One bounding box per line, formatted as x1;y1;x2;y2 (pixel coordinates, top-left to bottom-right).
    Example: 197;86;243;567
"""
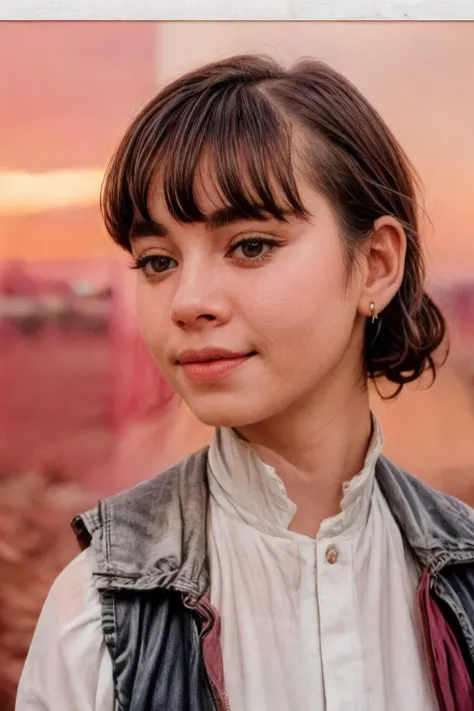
235;382;373;537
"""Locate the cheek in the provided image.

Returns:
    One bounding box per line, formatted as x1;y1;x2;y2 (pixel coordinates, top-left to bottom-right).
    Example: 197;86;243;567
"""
242;246;351;346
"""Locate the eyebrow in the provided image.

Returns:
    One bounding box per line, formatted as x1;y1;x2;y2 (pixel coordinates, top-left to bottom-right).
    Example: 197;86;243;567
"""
129;205;283;242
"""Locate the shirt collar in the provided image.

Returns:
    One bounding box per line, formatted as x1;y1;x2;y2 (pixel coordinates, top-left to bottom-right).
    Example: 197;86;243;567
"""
207;415;383;540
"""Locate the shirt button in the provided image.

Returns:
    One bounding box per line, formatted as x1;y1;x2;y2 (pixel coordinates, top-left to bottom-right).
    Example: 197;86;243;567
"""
325;546;338;564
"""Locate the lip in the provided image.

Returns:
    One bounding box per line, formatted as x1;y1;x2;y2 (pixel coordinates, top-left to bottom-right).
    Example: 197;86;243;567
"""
176;348;253;365
175;348;256;382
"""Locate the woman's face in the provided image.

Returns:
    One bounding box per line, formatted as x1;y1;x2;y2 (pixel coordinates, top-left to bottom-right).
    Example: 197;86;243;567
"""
132;178;368;428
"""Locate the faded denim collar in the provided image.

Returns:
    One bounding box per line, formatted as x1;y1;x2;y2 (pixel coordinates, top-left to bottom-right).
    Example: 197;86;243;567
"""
73;447;474;596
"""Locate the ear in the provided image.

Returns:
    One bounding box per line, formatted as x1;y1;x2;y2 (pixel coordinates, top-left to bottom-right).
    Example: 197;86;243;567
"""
357;215;407;318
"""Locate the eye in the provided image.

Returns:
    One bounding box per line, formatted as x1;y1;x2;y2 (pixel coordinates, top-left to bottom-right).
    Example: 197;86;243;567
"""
230;237;279;262
131;254;177;277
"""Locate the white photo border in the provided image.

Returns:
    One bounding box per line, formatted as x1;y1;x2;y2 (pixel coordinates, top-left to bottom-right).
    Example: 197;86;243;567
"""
1;0;473;21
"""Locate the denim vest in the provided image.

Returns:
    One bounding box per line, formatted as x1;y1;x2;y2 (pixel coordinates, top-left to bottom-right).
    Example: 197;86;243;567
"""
72;450;474;711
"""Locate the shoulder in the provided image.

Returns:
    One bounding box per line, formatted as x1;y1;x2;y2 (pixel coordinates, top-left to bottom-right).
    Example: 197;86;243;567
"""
376;455;474;555
70;448;210;593
73;447;209;547
16;549;114;710
36;548;103;639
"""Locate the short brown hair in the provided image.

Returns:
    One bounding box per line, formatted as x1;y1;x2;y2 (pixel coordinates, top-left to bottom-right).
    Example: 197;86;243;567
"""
101;54;446;396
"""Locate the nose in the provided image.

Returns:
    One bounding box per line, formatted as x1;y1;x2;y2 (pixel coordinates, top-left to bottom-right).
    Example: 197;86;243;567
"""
170;264;231;331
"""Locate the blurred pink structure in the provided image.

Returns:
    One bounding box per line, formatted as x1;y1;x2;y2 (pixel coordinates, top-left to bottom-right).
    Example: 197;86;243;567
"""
0;259;175;490
108;259;175;432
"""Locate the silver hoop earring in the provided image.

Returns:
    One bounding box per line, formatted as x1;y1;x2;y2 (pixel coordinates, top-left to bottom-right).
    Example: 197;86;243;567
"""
369;301;378;324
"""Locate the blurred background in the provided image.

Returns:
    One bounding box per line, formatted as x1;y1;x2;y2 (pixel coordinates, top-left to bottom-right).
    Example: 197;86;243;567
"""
0;20;473;706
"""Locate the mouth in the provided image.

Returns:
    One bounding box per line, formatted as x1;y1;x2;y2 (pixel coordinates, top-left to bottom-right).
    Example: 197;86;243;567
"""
175;349;257;382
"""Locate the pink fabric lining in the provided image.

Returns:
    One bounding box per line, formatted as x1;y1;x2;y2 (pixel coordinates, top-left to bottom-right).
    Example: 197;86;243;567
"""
417;569;474;711
195;597;227;700
183;595;229;710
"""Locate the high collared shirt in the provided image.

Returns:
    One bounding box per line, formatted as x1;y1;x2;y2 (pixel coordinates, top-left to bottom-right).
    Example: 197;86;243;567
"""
206;422;437;710
16;420;436;710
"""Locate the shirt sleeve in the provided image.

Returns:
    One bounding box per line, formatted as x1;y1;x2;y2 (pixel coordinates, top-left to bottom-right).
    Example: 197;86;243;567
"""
15;548;115;711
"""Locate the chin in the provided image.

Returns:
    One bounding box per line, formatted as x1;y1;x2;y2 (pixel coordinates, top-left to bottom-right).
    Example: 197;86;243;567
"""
184;393;274;430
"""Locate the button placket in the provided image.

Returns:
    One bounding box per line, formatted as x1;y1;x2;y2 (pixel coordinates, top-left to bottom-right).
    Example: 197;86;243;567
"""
316;540;364;710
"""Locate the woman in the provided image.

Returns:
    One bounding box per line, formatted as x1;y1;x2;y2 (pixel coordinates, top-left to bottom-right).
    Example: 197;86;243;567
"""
16;54;474;711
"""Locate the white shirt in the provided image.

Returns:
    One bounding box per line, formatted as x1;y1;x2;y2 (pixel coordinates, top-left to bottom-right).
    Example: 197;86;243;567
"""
16;423;437;710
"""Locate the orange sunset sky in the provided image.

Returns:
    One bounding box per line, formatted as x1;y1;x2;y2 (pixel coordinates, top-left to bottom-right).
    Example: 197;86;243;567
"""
0;21;474;278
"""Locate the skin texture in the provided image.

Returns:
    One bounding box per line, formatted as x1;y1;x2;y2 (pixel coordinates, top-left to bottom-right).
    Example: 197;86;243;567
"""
132;176;407;536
